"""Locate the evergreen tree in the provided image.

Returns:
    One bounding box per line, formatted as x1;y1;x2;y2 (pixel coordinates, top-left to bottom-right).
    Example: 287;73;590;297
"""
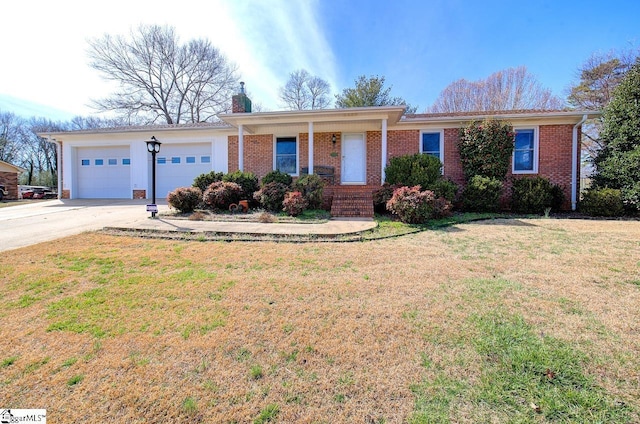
592;58;640;210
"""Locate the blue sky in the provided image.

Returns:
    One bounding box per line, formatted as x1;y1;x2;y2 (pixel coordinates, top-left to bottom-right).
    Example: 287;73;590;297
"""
0;0;638;121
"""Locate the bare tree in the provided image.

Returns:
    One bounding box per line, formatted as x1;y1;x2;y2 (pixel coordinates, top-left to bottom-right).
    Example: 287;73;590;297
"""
279;70;331;110
87;24;238;124
429;66;564;112
0;111;23;164
566;48;638;165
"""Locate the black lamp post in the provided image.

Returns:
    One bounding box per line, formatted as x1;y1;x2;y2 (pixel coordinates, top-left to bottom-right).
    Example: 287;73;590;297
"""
145;136;161;217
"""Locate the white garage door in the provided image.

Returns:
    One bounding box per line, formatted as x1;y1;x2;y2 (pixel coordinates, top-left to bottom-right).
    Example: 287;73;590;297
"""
154;143;215;199
77;146;131;198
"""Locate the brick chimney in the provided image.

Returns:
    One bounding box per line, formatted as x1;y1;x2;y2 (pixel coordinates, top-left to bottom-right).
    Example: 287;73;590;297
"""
232;81;252;113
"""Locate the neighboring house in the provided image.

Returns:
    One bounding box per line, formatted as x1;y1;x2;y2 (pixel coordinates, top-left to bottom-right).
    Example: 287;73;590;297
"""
41;87;599;216
0;160;25;200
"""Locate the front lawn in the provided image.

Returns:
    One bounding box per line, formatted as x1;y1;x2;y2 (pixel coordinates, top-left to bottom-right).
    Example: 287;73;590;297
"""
1;218;639;422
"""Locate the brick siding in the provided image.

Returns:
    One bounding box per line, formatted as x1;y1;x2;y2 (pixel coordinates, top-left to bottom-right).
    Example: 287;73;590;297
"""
0;171;19;199
226;123;577;210
133;189;146;199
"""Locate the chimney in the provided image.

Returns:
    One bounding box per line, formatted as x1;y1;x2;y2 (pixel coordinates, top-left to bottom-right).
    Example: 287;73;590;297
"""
232;81;252;113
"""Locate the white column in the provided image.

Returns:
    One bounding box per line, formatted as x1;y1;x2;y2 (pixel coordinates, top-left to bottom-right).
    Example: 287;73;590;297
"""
238;124;244;171
308;122;314;174
381;118;388;184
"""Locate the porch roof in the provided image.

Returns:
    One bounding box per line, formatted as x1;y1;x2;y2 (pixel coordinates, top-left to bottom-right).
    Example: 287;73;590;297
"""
218;106;406;134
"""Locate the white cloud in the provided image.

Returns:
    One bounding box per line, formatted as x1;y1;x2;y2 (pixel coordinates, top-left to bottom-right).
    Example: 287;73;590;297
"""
0;0;337;117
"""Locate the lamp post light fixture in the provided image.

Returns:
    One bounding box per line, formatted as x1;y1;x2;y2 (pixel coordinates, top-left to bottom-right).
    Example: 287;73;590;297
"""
332;134;337;145
145;136;161;217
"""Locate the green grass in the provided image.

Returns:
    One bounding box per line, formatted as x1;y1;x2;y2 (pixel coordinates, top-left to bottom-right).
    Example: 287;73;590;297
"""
407;276;632;423
366;212;502;240
472;311;629;422
182;396;198;414
250;364;263;380
67;374;84;386
254;403;279;423
2;355;19;368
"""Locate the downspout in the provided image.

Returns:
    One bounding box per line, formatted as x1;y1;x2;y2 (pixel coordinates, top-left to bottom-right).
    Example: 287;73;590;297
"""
46;136;62;199
571;114;588;211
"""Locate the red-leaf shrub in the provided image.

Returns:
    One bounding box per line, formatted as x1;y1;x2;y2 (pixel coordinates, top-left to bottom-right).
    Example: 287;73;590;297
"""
373;183;403;213
203;181;242;210
386;185;453;224
283;191;308;216
167;186;202;213
254;182;290;212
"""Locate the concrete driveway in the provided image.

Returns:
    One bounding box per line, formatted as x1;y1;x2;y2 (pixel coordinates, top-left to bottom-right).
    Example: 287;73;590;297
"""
0;199;165;252
0;199;378;252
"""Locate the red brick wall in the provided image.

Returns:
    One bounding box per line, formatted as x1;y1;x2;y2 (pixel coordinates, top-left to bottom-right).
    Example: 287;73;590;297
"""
228;135;238;172
382;125;575;209
387;129;420;159
299;133;342;182
228;134;274;179
366;131;381;185
506;124;575;209
226;124;577;209
245;135;274;179
443;128;465;186
0;171;19;199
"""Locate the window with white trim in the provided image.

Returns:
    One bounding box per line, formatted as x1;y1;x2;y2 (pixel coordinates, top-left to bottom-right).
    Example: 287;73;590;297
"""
171;157;181;164
513;128;538;173
81;159;90;166
186;156;196;164
275;137;297;174
201;156;211;164
157;157;166;165
420;130;444;162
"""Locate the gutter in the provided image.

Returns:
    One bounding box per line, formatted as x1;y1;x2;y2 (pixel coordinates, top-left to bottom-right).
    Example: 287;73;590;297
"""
571;115;588;211
45;136;62;199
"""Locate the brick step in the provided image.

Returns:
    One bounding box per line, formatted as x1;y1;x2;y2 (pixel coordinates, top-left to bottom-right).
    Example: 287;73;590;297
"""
330;189;374;218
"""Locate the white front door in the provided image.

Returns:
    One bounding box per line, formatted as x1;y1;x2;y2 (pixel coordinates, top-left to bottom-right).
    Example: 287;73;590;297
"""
341;133;366;184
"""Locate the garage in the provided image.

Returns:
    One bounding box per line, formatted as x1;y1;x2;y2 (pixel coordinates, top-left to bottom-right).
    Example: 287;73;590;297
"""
154;143;217;199
77;146;131;198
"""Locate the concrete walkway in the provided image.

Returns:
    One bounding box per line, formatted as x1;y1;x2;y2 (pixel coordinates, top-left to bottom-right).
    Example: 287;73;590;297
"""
122;215;377;235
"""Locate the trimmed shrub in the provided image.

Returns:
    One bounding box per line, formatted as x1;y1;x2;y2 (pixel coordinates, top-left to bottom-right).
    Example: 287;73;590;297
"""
202;181;242;210
386;185;453;224
580;188;625;217
511;176;565;214
193;171;223;191
430;178;459;202
167;186;202;213
283;191;308;216
458;119;515;181
262;170;293;187
373;183;403;214
462;175;503;212
385;153;442;189
222;171;259;200
253;182;289;212
293;174;324;209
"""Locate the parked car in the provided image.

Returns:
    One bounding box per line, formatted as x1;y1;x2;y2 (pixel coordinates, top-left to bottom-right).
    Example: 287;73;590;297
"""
20;187;56;200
